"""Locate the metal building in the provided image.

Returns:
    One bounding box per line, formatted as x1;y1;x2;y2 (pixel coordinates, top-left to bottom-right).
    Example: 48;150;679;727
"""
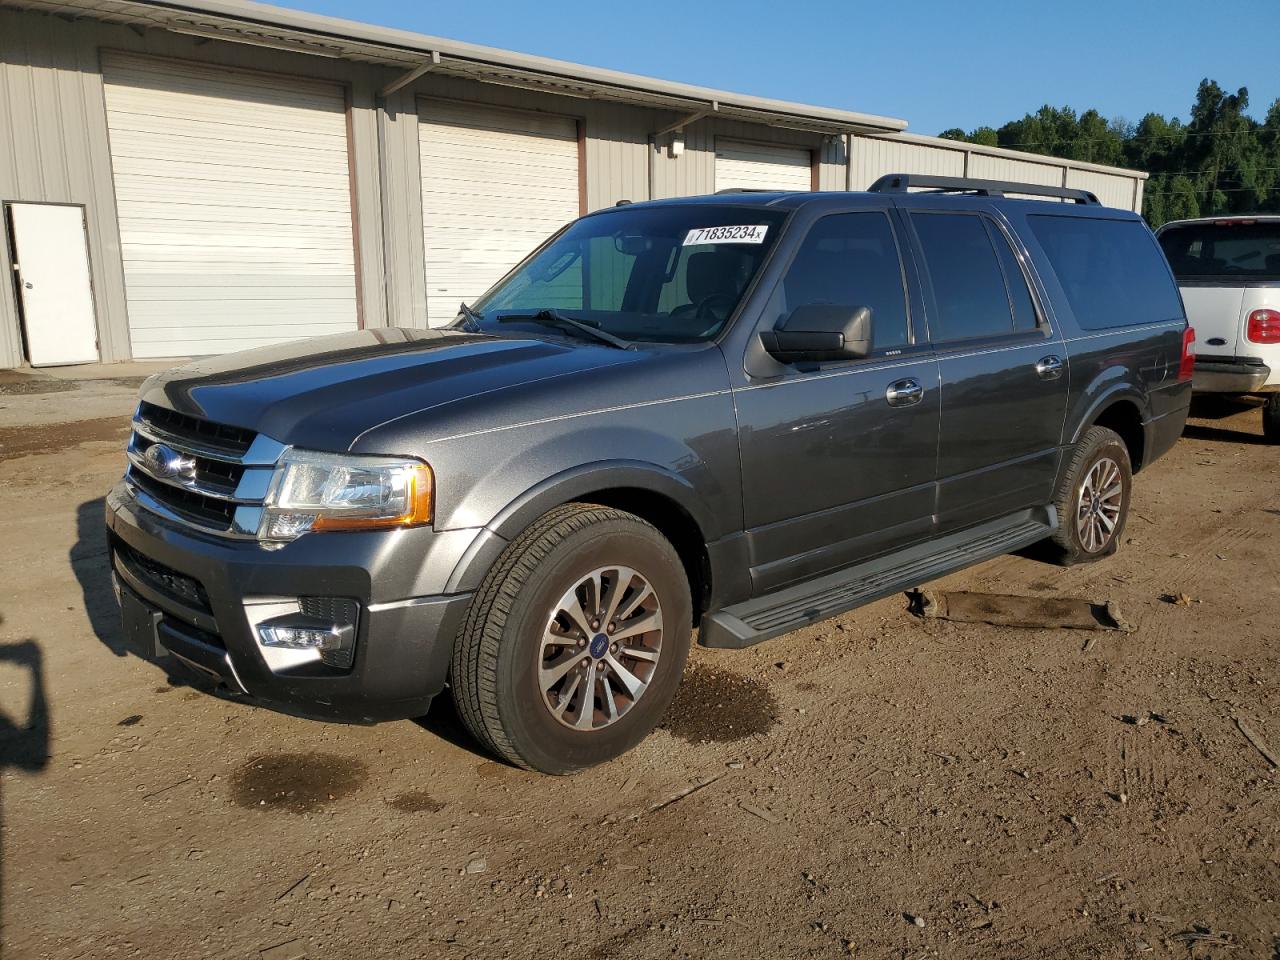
0;0;1149;368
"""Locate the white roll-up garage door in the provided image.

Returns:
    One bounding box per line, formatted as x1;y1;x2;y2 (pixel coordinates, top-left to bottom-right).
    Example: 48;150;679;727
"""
102;53;359;358
419;99;580;325
715;140;813;193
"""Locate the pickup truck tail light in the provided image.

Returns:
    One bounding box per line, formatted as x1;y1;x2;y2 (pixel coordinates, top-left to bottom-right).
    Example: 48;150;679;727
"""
1177;325;1196;381
1246;308;1280;344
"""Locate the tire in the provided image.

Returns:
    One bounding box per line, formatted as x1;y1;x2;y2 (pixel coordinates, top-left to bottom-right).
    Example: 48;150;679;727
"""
1046;425;1133;566
450;503;693;774
1264;394;1280;444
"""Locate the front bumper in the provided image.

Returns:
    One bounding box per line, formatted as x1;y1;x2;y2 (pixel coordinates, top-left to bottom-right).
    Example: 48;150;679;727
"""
105;480;477;722
1192;357;1274;394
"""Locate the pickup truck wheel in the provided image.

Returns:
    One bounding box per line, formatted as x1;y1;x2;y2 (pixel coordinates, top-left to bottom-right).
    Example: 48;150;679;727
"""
1047;425;1132;566
450;504;692;774
1263;394;1280;444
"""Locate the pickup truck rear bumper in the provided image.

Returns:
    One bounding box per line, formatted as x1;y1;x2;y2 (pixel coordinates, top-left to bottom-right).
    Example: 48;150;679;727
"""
1193;357;1274;394
104;480;475;723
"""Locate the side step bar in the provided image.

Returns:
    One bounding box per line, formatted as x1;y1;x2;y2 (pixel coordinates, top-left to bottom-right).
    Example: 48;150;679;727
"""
699;507;1056;649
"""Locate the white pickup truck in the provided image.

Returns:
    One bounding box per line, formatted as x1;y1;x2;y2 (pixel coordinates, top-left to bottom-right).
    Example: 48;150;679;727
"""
1156;216;1280;442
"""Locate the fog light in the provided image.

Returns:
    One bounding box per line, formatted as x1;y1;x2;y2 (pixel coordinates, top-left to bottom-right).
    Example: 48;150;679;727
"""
257;614;355;658
259;623;343;650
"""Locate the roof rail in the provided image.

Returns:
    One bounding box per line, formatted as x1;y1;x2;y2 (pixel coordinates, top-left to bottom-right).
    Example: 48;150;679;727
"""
867;173;1100;205
714;187;787;195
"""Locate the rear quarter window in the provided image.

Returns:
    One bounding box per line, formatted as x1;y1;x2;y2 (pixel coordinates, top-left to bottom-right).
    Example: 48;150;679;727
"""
1028;215;1183;330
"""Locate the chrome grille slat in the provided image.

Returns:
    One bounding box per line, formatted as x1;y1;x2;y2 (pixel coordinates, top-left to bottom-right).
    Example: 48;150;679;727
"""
126;403;282;539
125;447;245;502
131;418;247;465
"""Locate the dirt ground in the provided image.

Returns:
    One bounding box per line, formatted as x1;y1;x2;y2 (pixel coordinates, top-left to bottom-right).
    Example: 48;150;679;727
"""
0;383;1276;960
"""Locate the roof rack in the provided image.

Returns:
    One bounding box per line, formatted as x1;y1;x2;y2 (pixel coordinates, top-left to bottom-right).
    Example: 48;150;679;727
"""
867;173;1100;205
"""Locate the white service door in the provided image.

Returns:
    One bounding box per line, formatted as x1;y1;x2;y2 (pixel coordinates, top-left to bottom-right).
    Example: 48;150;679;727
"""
8;203;99;366
715;140;813;193
419;100;580;325
101;53;359;358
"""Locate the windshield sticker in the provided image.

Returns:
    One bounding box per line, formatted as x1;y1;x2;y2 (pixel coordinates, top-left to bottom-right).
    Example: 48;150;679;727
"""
683;224;770;246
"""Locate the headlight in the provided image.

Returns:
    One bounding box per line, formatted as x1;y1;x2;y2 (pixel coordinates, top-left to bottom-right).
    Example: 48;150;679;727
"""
259;449;433;541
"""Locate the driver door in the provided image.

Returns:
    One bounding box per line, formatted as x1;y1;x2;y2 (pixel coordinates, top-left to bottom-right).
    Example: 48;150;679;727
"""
733;209;941;595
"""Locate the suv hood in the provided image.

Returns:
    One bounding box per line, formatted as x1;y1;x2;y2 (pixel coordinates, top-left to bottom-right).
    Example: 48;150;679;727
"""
139;327;644;451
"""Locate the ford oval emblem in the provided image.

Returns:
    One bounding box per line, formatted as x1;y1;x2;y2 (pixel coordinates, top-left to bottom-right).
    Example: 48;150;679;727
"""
143;443;196;481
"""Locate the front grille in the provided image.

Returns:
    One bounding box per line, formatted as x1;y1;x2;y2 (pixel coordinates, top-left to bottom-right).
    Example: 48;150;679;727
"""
137;401;255;457
114;540;212;613
125;402;281;537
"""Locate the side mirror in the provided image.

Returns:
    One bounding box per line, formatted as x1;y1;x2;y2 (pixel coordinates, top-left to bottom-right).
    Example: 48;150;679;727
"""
759;304;873;364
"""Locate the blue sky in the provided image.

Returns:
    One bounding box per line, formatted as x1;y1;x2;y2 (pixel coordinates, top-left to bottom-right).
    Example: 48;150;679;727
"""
272;0;1280;135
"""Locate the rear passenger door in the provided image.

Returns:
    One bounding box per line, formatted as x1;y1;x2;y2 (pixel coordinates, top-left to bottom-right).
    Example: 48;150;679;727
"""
903;207;1068;530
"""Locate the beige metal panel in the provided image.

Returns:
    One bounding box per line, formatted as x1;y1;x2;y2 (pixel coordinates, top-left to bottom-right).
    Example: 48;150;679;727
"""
850;134;965;190
378;86;429;329
968;152;1063;185
0;8;132;366
102;51;359;358
418;98;579;325
817;136;848;191
715;140;812;192
1;8;389;364
653;117;821;199
1064;168;1136;211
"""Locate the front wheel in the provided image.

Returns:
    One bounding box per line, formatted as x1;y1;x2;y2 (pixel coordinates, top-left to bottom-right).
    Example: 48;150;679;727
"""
1263;393;1280;444
1047;425;1133;566
450;504;692;774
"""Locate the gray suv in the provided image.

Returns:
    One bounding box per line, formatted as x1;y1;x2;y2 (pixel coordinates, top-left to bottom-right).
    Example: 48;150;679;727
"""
106;174;1192;773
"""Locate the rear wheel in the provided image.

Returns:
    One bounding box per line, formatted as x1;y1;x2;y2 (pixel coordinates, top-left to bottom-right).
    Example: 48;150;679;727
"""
1047;426;1132;566
450;504;692;774
1263;394;1280;444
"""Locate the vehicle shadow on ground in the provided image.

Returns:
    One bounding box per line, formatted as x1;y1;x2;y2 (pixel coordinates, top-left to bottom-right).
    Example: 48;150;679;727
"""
1182;423;1271;445
412;694;491;762
72;497;126;657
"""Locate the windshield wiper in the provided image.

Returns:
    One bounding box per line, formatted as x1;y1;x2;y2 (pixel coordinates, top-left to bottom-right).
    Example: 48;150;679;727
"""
497;308;633;350
457;301;484;331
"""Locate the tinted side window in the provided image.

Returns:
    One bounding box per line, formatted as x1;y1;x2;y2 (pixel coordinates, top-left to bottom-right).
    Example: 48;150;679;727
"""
1029;215;1184;330
775;212;909;351
911;213;1016;342
987;222;1040;332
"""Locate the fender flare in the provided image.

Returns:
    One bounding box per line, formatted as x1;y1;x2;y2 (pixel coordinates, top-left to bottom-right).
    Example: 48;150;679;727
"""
1068;383;1149;446
443;460;716;594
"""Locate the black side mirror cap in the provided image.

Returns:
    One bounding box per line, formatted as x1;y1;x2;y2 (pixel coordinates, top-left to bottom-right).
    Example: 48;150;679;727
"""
759;304;873;364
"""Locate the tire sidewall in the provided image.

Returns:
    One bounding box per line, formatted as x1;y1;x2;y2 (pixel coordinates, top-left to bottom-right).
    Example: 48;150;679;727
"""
494;518;692;774
1065;435;1132;560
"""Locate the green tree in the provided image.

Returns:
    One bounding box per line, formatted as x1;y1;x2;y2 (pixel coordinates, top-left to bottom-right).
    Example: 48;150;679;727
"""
936;79;1278;226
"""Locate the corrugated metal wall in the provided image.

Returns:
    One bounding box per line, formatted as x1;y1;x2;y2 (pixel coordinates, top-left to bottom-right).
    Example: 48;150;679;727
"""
0;7;386;366
849;132;1144;211
0;7;1149;367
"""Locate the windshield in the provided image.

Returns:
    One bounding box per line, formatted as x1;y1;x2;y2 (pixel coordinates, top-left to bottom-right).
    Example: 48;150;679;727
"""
1158;221;1280;281
462;205;788;343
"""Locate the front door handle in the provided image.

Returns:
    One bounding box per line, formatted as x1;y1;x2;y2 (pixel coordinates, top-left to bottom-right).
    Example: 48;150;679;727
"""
1035;355;1064;381
886;378;924;407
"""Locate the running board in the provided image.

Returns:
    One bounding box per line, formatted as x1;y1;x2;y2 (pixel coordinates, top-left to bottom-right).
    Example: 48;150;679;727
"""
699;507;1056;649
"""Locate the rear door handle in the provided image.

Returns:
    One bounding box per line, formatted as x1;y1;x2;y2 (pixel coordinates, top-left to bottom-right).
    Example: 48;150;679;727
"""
1035;355;1064;381
885;378;923;407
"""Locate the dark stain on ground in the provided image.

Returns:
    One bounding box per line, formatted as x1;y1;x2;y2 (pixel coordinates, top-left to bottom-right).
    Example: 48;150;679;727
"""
662;664;779;744
387;791;445;814
229;753;367;814
0;377;77;396
0;416;130;461
117;714;142;726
